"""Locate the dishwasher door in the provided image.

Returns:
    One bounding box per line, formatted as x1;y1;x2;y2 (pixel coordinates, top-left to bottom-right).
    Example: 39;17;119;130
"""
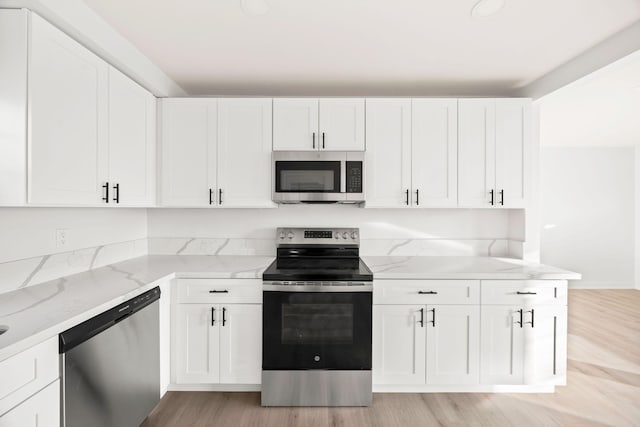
61;299;160;427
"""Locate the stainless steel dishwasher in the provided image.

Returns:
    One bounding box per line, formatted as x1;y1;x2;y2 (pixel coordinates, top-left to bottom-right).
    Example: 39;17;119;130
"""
59;287;161;427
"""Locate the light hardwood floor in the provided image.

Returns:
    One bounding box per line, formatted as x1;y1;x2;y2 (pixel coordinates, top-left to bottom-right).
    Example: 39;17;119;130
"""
142;290;640;427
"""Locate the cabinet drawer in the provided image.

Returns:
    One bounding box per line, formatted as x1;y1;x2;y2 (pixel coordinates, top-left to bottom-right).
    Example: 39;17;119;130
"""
374;280;480;305
176;279;262;303
0;337;59;417
481;280;567;305
0;379;59;426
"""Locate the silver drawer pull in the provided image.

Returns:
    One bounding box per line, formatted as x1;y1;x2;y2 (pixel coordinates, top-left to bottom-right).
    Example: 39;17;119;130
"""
209;290;229;293
418;291;438;295
516;291;537;295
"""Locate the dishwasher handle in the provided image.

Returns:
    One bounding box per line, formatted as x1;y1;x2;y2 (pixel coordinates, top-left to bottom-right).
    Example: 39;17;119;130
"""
59;286;161;353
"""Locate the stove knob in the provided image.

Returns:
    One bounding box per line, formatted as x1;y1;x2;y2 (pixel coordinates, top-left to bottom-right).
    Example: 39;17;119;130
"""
279;232;286;240
335;233;341;239
351;231;358;239
287;232;295;240
342;232;349;239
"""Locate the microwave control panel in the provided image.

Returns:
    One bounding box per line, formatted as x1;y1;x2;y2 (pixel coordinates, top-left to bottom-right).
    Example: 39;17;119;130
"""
346;161;363;193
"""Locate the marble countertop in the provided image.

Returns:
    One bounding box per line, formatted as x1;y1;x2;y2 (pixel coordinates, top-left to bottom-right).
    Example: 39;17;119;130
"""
0;254;580;362
362;256;581;280
0;255;274;362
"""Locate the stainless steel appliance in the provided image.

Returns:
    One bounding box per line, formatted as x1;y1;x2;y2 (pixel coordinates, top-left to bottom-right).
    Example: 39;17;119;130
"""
262;228;373;407
272;152;364;204
59;287;161;427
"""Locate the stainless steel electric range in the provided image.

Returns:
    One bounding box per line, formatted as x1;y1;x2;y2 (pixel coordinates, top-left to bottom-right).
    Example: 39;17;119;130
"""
261;227;373;407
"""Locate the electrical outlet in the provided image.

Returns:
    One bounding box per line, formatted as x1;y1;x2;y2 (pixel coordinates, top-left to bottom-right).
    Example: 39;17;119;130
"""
56;229;69;248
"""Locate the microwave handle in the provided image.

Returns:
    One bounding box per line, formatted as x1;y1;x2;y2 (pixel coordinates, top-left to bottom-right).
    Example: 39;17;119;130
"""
312;132;315;149
340;159;346;193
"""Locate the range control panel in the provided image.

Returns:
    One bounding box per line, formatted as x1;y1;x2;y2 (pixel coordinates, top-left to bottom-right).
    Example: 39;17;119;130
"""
277;228;360;246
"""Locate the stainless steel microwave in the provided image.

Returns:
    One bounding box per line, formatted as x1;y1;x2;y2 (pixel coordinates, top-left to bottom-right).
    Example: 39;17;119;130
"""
272;152;365;204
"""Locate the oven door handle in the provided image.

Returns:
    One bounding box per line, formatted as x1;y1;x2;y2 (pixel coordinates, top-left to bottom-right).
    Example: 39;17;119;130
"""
263;282;373;292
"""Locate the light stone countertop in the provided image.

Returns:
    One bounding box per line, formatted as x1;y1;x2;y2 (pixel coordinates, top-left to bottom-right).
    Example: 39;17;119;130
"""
0;255;274;362
0;254;580;362
362;256;581;280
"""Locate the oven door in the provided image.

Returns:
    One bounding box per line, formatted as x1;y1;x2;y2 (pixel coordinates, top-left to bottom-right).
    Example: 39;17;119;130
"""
263;290;372;370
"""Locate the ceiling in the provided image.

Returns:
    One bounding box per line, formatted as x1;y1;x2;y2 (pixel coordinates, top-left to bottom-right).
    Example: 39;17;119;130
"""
538;49;640;147
83;0;640;96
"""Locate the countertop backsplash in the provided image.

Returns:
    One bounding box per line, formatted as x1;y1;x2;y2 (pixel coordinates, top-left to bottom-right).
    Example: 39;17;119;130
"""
0;239;147;295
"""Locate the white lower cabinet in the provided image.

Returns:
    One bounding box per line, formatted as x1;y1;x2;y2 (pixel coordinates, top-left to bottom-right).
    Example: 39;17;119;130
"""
373;304;479;386
219;304;262;384
373;305;426;385
175;303;261;385
0;379;59;427
480;298;568;385
479;280;568;387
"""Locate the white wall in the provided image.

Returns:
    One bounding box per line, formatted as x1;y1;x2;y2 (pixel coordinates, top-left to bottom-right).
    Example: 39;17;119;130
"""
0;207;147;263
540;147;635;288
148;205;521;240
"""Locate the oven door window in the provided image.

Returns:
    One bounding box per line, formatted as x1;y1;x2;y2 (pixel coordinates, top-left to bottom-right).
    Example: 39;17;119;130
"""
275;161;341;193
282;303;353;345
263;292;372;370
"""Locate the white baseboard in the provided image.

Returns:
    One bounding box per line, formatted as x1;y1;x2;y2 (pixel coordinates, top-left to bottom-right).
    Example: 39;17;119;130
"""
372;384;556;393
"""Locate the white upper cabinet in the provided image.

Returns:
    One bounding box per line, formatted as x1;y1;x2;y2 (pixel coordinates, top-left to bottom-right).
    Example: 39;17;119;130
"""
107;67;156;206
160;99;217;207
319;98;365;151
28;13;108;206
2;11;157;207
160;98;274;208
458;99;495;208
365;99;411;207
272;98;319;151
411;99;458;207
217;98;274;208
273;98;365;151
0;10;28;206
495;99;531;208
458;98;531;208
365;98;457;208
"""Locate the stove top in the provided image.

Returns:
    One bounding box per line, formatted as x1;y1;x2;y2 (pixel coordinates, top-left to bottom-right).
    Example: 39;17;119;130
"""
262;258;373;282
262;227;373;283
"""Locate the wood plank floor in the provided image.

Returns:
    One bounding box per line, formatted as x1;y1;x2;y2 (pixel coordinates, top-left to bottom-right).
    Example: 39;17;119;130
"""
142;290;640;427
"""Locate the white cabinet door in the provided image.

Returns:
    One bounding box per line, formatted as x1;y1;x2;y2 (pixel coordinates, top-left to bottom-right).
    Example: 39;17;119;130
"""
426;305;479;385
28;13;108;206
525;305;567;386
273;98;318;151
411;99;457;207
365;99;411;208
495;99;531;208
457;99;495;208
160;99;217;207
480;306;525;385
219;304;262;384
217;98;274;207
175;304;219;384
107;67;156;206
0;10;28;206
0;379;59;427
373;305;426;385
318;98;365;151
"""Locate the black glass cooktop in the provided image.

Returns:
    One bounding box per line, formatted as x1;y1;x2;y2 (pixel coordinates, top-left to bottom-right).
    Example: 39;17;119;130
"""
262;257;373;282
